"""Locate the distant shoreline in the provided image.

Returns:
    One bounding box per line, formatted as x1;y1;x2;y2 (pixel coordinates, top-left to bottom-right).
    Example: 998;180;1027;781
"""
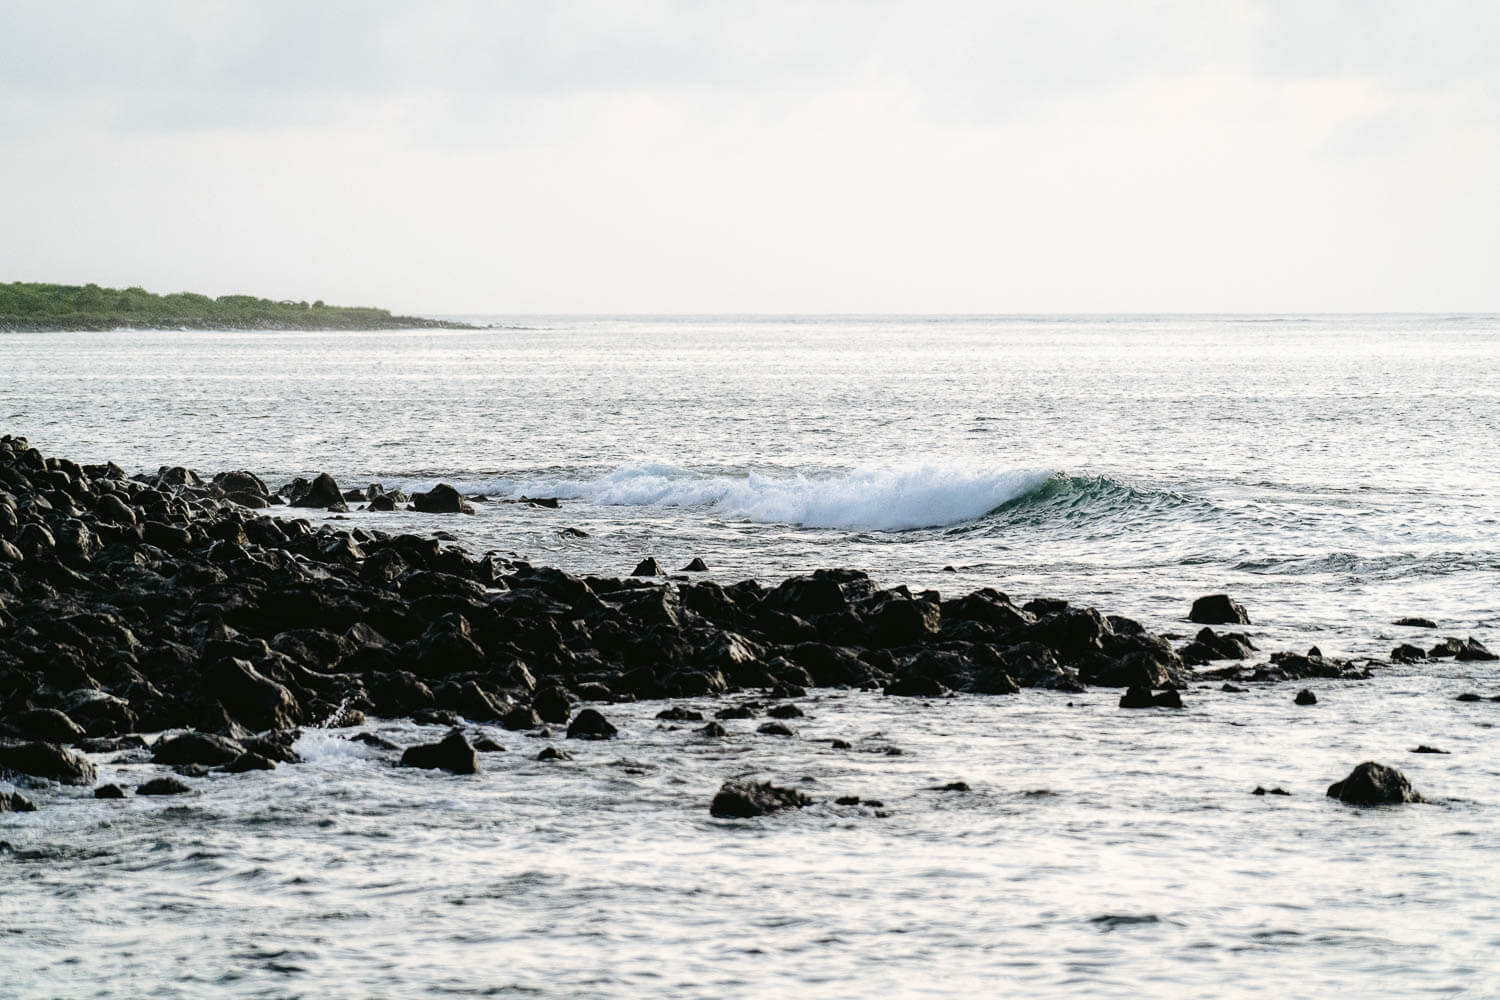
0;281;480;332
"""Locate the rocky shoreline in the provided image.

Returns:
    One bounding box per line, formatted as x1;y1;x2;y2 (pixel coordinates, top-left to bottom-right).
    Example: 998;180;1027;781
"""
0;434;1485;812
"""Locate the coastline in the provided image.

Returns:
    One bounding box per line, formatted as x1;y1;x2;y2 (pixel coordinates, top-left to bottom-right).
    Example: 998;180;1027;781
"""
0;433;1474;807
0;317;479;332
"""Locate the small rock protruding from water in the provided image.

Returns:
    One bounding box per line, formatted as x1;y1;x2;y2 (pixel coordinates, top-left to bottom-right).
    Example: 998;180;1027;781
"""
679;557;709;572
710;780;812;818
1188;594;1251;626
226;751;276;773
1410;745;1449;754
1295;689;1318;706
1394;617;1437;628
399;730;480;774
1252;786;1291;796
1120;686;1183;709
566;708;617;740
1326;761;1423;805
0;788;36;812
631;557;666;577
93;783;127;799
137;776;192;796
697;721;728;738
537;745;573;762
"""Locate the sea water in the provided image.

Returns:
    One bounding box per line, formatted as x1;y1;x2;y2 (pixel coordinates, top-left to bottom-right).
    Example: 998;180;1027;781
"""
2;315;1499;997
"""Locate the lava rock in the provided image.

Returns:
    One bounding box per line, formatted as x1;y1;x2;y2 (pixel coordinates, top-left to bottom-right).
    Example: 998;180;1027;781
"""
8;708;86;744
532;686;574;725
500;704;543;731
0;788;36;812
1326;761;1423;805
680;558;709;572
0;740;97;785
93;784;126;799
411;484;473;515
656;706;704;721
1119;686;1181;709
137;777;191;796
697;722;728;737
152;732;246;767
225;751;277;773
709;780;812;818
631;557;666;577
399;730;480;774
757;721;794;736
566;709;617;740
1295;689;1318;705
290;473;344;509
537;745;572;761
1188;594;1251;625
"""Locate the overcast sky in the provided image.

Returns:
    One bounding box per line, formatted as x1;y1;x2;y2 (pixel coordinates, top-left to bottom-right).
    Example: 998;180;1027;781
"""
1;1;1495;313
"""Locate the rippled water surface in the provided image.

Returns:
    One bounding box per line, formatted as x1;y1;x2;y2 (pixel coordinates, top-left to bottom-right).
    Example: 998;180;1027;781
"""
3;315;1500;997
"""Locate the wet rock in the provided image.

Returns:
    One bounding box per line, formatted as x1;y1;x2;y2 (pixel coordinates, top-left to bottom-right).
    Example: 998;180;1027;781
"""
1252;786;1291;796
152;732;247;767
656;706;704;722
532;686;574;725
93;783;126;799
715;705;756;720
680;558;709;572
566;708;617;740
537;745;572;761
0;788;36;812
1326;761;1423;805
500;704;543;731
1411;745;1449;754
766;703;804;719
1456;638;1498;662
0;740;98;785
757;721;795;736
868;597;941;647
1393;617;1436;628
8;708;86;744
225;751;277;773
1295;689;1318;705
290;473;344;510
697;721;728;737
137;776;191;796
710;780;812;818
1391;643;1428;663
399;730;480;774
411;484;474;515
1456;692;1483;702
348;732;399;751
1430;638;1466;658
884;674;948;698
1188;594;1251;626
173;763;212;778
631;557;666;577
935;781;970;792
1119;686;1182;709
471;735;505;753
1221;683;1248;693
205;657;302;731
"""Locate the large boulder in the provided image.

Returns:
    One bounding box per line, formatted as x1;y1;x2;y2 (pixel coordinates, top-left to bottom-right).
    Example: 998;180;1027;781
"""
710;780;812;818
1326;761;1423;805
399;729;479;774
1189;594;1251;625
0;740;97;785
204;657;303;731
566;708;618;740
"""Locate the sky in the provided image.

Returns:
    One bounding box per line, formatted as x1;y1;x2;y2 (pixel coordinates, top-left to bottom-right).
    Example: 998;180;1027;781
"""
0;0;1496;314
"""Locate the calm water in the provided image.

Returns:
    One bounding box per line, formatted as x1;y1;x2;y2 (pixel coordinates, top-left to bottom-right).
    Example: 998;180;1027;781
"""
3;315;1500;997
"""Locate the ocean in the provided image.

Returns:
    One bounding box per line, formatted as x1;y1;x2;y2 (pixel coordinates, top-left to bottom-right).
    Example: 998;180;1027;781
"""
3;314;1499;997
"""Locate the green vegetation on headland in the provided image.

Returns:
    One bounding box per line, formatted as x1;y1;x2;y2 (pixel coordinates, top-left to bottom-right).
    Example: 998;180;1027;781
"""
0;282;477;331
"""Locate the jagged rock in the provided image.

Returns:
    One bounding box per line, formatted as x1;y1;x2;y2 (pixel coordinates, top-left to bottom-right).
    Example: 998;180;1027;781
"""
411;484;473;515
1327;762;1423;805
225;751;277;773
500;704;543;731
1119;686;1182;709
537;745;572;761
697;721;728;737
1294;689;1317;705
290;473;344;509
680;558;709;572
631;557;665;577
710;780;812;818
0;788;36;811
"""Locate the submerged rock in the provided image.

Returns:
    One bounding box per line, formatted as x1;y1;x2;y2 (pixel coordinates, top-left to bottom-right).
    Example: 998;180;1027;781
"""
1119;686;1182;709
1326;761;1423;805
709;780;812;818
631;557;666;577
152;732;245;767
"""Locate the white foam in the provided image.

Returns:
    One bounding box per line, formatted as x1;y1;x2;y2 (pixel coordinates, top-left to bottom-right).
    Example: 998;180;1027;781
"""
490;463;1054;532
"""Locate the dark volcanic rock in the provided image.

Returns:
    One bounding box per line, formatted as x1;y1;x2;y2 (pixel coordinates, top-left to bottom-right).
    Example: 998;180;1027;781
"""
537;745;572;761
8;708;86;744
1411;745;1448;754
226;751;277;773
0;740;97;785
1119;686;1182;709
152;732;246;767
1393;617;1436;628
93;783;127;799
0;788;36;812
566;708;617;740
884;674;948;698
680;558;709;572
399;730;480;774
290;473;344;509
1326;761;1423;805
710;780;812;818
137;776;191;796
631;557;666;577
411;484;474;515
1188;594;1251;625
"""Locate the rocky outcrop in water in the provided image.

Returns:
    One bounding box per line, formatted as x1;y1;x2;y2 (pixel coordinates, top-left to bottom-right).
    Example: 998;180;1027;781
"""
0;435;1442;802
1326;762;1423;805
710;780;812;817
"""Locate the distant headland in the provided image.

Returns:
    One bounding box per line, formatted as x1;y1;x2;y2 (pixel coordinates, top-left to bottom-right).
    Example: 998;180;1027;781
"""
0;282;478;332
